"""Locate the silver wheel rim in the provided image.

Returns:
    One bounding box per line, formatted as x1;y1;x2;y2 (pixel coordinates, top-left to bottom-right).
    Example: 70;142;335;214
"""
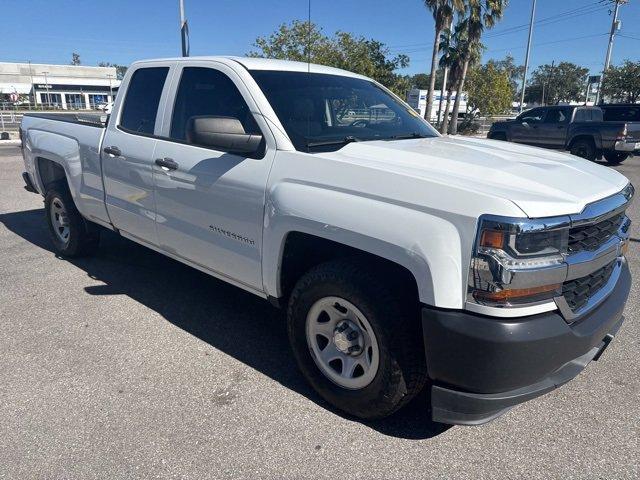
50;197;70;244
305;296;380;390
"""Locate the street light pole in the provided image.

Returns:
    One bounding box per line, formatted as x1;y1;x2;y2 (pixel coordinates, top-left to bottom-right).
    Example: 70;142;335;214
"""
179;0;189;57
595;0;626;105
519;0;536;113
43;71;50;108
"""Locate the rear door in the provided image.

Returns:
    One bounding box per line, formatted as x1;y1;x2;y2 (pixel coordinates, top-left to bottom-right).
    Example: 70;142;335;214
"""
151;61;276;292
101;63;174;245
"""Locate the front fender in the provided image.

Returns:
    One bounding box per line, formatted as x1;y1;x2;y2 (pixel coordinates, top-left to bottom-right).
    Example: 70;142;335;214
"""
262;181;473;308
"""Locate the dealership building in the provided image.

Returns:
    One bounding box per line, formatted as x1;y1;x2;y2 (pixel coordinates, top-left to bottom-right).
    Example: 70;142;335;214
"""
0;62;121;109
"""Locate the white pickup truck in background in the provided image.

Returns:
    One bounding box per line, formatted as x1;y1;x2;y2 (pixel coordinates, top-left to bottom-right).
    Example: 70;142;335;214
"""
20;56;634;425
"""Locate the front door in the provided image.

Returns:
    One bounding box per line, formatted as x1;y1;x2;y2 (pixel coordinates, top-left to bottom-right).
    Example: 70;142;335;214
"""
101;64;173;245
152;62;275;292
511;107;546;145
536;107;570;148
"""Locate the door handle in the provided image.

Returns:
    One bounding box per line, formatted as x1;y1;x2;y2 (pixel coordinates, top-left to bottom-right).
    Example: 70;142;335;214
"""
558;125;565;129
103;145;121;157
155;157;179;170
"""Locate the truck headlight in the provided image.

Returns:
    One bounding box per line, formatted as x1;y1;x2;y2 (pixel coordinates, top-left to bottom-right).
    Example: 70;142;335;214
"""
468;215;569;307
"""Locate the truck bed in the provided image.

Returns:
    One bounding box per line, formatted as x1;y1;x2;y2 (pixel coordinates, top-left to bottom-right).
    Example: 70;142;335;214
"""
24;111;107;128
20;112;110;227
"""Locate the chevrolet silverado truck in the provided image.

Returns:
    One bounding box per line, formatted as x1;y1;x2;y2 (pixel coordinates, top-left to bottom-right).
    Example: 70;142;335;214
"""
20;57;634;425
488;105;640;164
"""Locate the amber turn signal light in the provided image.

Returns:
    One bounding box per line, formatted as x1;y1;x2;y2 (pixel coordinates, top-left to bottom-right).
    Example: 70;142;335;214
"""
480;229;504;249
474;283;561;303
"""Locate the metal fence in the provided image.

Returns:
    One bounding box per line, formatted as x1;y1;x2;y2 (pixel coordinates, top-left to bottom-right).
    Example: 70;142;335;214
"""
0;111;23;133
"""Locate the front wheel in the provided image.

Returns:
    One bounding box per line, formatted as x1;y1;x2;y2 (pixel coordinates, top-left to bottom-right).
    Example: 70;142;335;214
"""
287;259;428;419
603;151;629;165
45;185;99;257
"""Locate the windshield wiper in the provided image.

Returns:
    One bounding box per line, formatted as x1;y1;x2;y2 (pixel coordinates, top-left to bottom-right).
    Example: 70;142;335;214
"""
386;132;430;140
306;135;361;150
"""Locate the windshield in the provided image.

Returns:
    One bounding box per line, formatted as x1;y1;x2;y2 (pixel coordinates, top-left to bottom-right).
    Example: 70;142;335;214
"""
249;70;439;152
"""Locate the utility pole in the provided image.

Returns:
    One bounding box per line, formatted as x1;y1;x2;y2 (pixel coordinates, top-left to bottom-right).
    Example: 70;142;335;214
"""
543;60;555;105
179;0;189;57
107;74;114;101
43;71;50;108
595;0;626;104
519;0;536;113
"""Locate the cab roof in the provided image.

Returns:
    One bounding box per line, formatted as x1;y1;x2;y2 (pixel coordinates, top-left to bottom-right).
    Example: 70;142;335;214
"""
131;56;368;80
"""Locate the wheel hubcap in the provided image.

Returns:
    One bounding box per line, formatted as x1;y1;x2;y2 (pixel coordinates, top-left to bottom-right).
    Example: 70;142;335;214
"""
50;197;70;244
305;297;379;390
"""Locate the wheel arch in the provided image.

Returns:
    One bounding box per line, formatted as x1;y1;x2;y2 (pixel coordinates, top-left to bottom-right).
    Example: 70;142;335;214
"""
567;132;601;150
262;183;468;309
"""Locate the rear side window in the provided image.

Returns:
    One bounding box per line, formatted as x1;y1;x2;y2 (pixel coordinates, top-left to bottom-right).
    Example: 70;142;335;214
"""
603;107;640;122
119;67;169;134
169;67;260;142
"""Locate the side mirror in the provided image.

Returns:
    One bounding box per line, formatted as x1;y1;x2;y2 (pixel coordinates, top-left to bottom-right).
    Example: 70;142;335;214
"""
521;120;529;127
187;116;263;155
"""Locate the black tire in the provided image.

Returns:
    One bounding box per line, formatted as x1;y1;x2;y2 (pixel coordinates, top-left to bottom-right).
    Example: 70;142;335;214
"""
287;258;428;420
570;138;596;161
44;183;99;257
489;132;507;141
603;151;629;165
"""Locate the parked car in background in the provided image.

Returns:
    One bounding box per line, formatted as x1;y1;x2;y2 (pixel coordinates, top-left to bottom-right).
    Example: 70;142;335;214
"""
95;101;113;113
20;56;634;426
488;105;640;164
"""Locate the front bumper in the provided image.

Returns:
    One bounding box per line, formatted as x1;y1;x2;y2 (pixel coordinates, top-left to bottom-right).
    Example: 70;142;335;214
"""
422;261;631;425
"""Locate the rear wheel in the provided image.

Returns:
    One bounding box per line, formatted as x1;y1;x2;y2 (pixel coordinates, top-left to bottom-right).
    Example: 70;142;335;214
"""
603;151;629;165
570;138;596;161
45;184;99;257
287;258;428;419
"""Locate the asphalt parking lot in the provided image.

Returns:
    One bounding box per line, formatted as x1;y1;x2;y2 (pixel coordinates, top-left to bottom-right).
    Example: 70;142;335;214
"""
1;145;639;479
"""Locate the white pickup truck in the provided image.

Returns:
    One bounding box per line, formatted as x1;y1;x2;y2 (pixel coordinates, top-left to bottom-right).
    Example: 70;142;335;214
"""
20;57;634;425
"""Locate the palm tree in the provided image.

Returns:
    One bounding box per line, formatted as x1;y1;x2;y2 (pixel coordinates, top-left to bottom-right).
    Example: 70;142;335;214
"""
438;23;465;134
449;0;508;134
423;0;464;122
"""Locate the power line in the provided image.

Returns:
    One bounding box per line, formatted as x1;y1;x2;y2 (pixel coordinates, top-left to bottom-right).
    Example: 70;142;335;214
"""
388;2;604;52
484;32;609;55
618;34;640;41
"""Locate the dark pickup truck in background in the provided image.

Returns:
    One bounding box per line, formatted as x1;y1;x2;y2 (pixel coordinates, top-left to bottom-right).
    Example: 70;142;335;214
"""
488;105;640;164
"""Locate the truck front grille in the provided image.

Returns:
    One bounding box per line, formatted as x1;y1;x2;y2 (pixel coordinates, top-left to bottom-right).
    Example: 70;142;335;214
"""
568;212;625;253
562;260;616;312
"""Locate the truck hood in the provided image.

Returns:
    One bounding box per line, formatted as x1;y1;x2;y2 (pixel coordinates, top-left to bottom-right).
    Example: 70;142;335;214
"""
318;136;630;218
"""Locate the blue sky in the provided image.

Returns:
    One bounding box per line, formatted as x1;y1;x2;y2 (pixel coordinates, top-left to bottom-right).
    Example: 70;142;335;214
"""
3;0;639;76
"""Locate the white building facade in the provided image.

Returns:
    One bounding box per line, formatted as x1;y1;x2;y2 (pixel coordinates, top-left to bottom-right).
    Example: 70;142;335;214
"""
407;88;468;121
0;62;121;109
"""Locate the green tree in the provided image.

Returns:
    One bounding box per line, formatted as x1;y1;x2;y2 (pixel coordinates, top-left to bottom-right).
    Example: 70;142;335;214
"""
422;0;465;121
486;54;524;100
449;0;508;134
249;20;411;96
98;62;128;80
601;60;640;103
70;52;81;65
411;73;431;89
527;62;588;105
466;63;512;116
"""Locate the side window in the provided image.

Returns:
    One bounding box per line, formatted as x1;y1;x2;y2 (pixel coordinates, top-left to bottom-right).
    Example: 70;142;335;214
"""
521;108;545;123
119;67;169;134
169;67;260;143
544;109;570;124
